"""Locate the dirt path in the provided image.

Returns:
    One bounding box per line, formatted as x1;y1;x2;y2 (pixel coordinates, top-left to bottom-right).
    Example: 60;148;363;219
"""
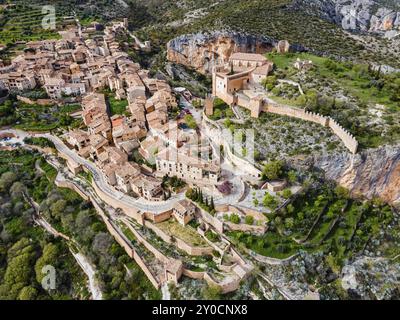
71;252;103;300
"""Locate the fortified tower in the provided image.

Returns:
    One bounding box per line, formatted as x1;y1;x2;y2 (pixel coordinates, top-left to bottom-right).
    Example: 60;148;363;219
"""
205;95;215;116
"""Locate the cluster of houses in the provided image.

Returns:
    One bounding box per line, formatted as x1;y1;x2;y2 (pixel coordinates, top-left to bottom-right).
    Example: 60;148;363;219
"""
20;21;221;202
0;17;225;224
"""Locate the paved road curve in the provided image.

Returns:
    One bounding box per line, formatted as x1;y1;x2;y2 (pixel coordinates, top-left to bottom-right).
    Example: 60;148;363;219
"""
0;129;184;214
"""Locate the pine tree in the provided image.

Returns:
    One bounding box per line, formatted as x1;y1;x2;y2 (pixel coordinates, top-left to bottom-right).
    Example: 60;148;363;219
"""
210;197;215;210
205;197;209;207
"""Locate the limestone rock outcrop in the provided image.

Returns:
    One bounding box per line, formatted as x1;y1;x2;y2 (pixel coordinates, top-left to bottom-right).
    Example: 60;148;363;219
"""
291;0;400;38
166;31;304;74
314;144;400;206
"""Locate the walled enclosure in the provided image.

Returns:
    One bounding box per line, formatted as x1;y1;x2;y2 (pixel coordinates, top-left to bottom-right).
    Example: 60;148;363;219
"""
212;70;358;154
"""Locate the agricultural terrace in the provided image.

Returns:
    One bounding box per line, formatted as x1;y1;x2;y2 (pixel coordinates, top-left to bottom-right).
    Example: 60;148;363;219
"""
229;183;396;268
157;219;209;247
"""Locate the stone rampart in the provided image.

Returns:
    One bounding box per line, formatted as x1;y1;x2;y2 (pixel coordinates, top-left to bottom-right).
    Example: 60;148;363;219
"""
329;118;358;154
215;87;359;154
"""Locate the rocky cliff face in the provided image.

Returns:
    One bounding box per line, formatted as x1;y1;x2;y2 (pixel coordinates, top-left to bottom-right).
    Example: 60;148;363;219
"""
314;144;400;206
291;0;400;38
166;31;304;74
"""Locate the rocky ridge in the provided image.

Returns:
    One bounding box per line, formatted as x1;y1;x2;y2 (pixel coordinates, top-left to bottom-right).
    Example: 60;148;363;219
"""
167;31;305;74
291;0;400;38
314;144;400;207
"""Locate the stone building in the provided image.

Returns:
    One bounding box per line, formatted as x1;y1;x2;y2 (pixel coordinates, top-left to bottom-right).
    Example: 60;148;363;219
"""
155;146;221;185
172;200;196;226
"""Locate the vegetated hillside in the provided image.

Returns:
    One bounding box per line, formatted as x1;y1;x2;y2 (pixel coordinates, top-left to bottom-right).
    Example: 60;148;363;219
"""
291;0;400;35
12;0;399;68
130;0;400;68
0;149;161;300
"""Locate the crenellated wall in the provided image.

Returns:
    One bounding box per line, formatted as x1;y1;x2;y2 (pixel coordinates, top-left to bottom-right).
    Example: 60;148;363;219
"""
328;118;358;154
263;102;358;153
212;80;359;154
263;103;329;127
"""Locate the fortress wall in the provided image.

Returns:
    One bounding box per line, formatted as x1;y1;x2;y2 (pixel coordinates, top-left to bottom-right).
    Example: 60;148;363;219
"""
329;118;358;154
215;83;359;154
203;273;241;294
263;103;358;153
182;269;206;280
124;221;170;264
265;103;329;127
132;251;161;289
91;181;145;225
55;179;90;201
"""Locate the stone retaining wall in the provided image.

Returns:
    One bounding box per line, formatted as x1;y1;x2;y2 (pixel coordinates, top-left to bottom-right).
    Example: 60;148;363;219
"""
182;269;206;280
123;219;170;264
203;273;241;294
195;202;224;234
84;189;162;288
144;221;214;256
91;180;145;225
16;95;53;106
224;221;266;235
55;179;90;201
249;250;299;265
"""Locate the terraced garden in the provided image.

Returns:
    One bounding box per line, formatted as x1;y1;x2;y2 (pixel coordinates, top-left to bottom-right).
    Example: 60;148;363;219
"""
157;219;209;248
0;4;65;46
229;183;396;267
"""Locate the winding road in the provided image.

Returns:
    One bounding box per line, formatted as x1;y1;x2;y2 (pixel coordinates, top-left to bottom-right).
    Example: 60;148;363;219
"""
0;129;184;214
